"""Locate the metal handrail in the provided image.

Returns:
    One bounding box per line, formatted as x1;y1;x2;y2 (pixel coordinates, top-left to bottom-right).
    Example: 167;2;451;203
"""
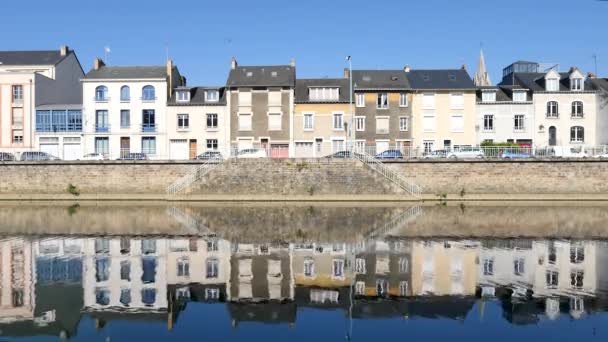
166;157;223;195
352;151;422;197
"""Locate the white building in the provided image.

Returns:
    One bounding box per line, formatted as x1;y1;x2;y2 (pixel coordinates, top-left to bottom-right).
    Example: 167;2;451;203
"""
81;58;183;159
166;86;230;159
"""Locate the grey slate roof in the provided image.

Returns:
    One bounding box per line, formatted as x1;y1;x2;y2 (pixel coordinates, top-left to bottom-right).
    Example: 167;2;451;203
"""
83;66;168;80
352;70;410;90
407;69;475;90
295;78;350;103
476;85;532;102
0;50;67;66
500;72;598;92
591;78;608;92
226;65;295;87
168;86;227;106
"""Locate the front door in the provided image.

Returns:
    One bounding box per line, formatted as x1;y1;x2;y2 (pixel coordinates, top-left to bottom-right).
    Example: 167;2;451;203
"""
189;139;197;160
120;137;130;158
548;126;557;146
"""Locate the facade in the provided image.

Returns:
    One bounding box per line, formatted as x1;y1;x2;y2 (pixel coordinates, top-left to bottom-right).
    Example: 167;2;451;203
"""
166;86;229;159
226;58;295;157
499;61;603;147
408;67;477;152
294;77;351;157
0;239;34;323
352;69;413;154
82;58;182;159
0;46;84;158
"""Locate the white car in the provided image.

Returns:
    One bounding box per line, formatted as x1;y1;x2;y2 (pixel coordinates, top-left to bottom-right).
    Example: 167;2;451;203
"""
446;148;484;159
235;148;267;159
552;146;588;158
81;153;106;161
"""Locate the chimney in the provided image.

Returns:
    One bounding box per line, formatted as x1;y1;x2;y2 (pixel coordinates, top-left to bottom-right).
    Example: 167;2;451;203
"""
588;72;596;79
404;65;411;73
231;57;238;70
60;45;69;56
290;58;296;67
167;59;174;97
93;57;105;71
461;64;468;71
343;68;350;79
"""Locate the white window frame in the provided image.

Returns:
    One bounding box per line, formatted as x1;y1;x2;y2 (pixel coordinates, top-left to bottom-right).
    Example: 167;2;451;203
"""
376;93;389;109
546;78;559;92
399;93;408;107
355;116;365;132
399;116;409;131
512;91;526;102
450;93;464;109
450;114;464;132
177;90;190;102
423;114;436;133
514;114;525;131
238;113;252;131
332;112;344;130
422;93;435;109
355;93;365;107
482;91;496;102
423;140;435;154
571;78;583;91
303;112;314;131
205;89;219;102
267;112;282;131
375;116;390;134
177;113;189;130
483;114;494;131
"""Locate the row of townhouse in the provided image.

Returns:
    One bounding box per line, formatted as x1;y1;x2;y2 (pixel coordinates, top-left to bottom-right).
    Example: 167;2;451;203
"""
1;46;608;160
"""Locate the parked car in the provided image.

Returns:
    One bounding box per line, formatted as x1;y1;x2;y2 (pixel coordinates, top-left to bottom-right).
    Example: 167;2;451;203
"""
500;150;533;159
551;146;588;158
20;151;60;161
235;149;267;159
81;153;106;161
0;152;15;161
196;151;224;161
325;151;365;159
375;150;403;159
423;150;448;159
446;148;484;159
117;153;147;161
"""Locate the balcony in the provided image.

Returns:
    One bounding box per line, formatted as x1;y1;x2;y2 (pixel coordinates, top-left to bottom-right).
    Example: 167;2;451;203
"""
95;124;111;133
571;113;584;119
546;113;559;119
94;96;110;103
141;123;157;133
36;124;83;133
140;96;157;103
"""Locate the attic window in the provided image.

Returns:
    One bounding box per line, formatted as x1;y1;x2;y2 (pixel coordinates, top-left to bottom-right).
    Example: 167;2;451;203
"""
362;76;371;82
422;75;430;81
391;76;398;81
571;78;583;91
205;90;219;102
246;71;253;77
448;75;456;81
177;90;190;102
271;71;278;77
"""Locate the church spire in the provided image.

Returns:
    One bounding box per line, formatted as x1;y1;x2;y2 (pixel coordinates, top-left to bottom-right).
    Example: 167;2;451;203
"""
474;48;492;86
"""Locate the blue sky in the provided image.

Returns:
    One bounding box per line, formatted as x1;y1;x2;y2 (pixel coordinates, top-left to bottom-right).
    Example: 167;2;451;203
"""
1;0;606;85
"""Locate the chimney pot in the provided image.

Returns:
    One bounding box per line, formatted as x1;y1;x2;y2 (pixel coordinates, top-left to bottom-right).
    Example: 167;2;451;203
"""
93;58;105;71
461;64;467;71
231;57;238;70
343;68;350;79
588;72;596;79
290;58;296;67
404;65;411;73
60;45;68;56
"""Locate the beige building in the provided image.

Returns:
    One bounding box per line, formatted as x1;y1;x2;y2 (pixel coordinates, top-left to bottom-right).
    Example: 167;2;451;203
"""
0;239;34;323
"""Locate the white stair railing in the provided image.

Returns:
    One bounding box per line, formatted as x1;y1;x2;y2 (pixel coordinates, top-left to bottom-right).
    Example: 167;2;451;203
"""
351;152;422;197
166;157;223;195
366;205;423;240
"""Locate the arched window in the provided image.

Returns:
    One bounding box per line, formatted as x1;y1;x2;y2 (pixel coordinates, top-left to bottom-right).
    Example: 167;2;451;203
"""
95;86;108;101
547;101;559;118
142;85;156;101
120;86;130;101
571;101;584;118
570;126;584;143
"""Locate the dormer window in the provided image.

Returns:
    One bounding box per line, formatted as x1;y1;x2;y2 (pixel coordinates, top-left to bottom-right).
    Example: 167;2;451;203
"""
571;78;583;91
482;91;496;102
546;78;559;92
205;90;219;102
513;91;526;102
177;90;190;102
309;87;339;101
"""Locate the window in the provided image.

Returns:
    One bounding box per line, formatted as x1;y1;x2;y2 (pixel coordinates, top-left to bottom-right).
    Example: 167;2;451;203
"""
354;140;365;152
399;257;408;273
95;288;110;306
423;140;435;154
309;87;339;101
205;288;219;300
120;289;131;306
120;86;130;101
238;113;252;130
546;270;559;288
513;258;525;276
376;117;389;134
571;78;583;91
547;101;559;117
12;85;23;103
399;93;408;107
355;281;365;295
120;260;131;281
303;258;315;277
483;114;494;131
142;240;157;254
207;239;218;252
355;116;365;131
142;85;156;101
570;245;585;263
450;93;464;109
206;258;219;278
514;115;525;131
399;117;409;131
238;91;252;106
142;137;156;155
205;90;219;102
482;91;496;102
572;101;584;118
355;258;366;274
95;110;109;132
206;139;218;150
450;114;464;132
268;113;282;130
332;259;345;278
120;110;130;128
141;257;157;284
423;115;436;132
95;137;109;156
177;114;189;130
483;258;494;276
570;126;584;143
142;110;156;131
268;90;282;106
377;93;389;109
333;113;344;130
376;279;388;297
95;257;110;282
303;113;314;130
546;78;559;91
206;113;218;129
12;130;23;144
95;86;108;101
177;257;190;277
142;288;156;306
356;93;365;107
571;271;584;289
422;93;435;109
513;91;526;102
177;90;190;102
399;281;408;296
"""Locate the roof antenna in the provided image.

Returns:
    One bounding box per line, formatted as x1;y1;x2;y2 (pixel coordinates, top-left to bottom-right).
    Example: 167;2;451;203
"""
593;54;598;76
104;46;111;63
165;41;170;61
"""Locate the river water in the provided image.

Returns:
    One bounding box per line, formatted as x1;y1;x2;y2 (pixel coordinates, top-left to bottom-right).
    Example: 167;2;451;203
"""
0;202;606;341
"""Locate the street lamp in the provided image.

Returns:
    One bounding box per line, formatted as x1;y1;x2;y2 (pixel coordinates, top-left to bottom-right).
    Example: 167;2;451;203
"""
346;56;353;153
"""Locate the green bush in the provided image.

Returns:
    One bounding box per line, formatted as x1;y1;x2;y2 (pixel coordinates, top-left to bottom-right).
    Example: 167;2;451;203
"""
67;184;80;196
